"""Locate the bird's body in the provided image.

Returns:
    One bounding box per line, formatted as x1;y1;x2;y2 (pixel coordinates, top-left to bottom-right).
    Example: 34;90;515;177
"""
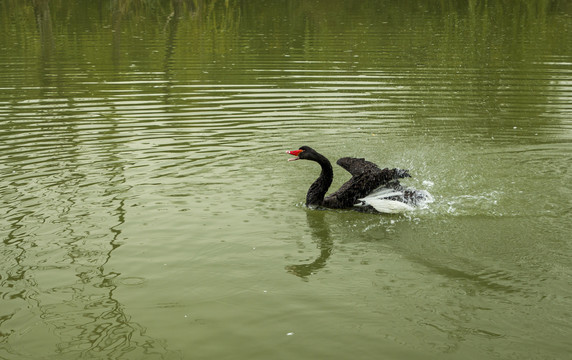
287;146;432;213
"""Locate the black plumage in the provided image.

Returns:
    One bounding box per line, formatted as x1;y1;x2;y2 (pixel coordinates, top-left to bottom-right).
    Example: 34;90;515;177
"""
287;146;418;211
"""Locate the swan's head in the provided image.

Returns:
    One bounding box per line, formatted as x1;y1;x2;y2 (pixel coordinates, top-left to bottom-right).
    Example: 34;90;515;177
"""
286;146;316;161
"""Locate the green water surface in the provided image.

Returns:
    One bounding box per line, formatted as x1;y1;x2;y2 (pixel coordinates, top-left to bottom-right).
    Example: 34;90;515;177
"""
1;1;571;359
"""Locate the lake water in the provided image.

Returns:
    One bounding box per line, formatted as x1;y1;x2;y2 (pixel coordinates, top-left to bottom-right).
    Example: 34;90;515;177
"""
1;1;571;359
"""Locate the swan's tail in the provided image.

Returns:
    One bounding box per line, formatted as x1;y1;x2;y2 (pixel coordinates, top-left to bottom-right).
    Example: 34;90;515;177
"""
356;187;434;214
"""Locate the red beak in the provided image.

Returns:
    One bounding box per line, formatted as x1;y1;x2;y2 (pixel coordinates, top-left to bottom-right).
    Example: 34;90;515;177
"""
286;149;304;161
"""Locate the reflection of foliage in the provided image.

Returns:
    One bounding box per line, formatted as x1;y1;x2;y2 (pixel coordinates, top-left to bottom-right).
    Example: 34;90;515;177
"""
1;0;568;120
0;132;175;358
110;0;240;33
3;0;570;70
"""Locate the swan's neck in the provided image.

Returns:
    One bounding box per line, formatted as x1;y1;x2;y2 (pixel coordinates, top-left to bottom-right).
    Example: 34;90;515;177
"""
306;154;333;207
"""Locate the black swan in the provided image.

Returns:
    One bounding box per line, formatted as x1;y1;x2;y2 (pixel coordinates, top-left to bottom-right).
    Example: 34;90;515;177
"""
286;146;432;213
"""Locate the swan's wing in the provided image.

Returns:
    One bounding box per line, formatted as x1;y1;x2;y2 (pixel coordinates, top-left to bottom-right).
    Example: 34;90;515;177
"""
323;171;381;208
355;187;434;213
323;162;398;208
322;157;413;209
336;157;381;176
357;198;415;213
336;157;410;178
326;157;385;208
355;188;412;213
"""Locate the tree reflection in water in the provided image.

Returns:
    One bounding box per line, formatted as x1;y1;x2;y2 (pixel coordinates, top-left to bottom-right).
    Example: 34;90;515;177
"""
1;4;177;358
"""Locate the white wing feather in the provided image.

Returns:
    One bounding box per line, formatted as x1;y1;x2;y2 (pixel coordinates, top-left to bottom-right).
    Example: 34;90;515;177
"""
356;187;413;213
355;186;434;213
358;198;414;213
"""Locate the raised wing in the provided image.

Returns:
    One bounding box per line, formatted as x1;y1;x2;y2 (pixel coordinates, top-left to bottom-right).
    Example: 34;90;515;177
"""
336;157;381;176
337;157;410;178
321;157;412;209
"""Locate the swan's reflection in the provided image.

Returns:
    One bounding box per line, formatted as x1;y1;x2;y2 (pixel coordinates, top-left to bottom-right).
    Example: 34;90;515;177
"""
286;210;333;279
